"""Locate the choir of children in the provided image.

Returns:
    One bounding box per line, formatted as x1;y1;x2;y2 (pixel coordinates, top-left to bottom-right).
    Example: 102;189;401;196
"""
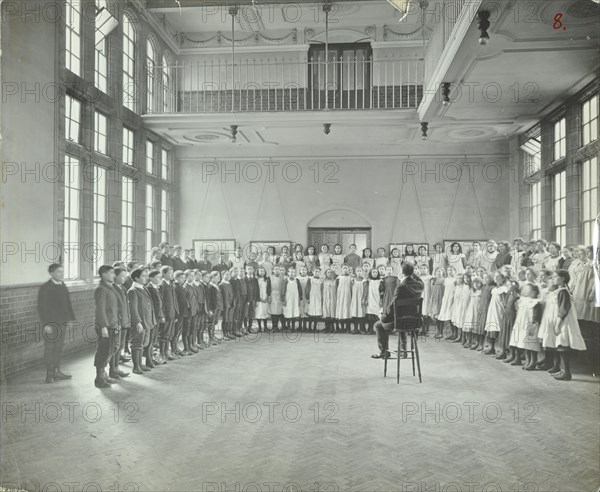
41;238;596;387
420;239;596;382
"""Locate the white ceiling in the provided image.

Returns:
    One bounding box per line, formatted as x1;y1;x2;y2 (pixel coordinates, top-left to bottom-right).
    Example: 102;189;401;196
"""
143;0;600;158
147;0;432;33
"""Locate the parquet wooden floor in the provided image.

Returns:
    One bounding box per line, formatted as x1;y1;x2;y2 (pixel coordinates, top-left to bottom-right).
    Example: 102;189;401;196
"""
1;332;599;492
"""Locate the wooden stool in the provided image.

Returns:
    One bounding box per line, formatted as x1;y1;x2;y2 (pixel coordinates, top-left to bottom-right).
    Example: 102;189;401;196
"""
382;298;423;383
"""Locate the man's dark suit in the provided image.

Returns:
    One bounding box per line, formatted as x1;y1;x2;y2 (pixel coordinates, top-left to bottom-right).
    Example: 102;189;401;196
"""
375;274;424;355
37;279;75;373
94;280;120;370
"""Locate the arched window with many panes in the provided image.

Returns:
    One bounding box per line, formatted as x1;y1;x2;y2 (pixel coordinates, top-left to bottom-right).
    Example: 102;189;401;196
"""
123;12;137;112
162;53;173;112
146;37;157;113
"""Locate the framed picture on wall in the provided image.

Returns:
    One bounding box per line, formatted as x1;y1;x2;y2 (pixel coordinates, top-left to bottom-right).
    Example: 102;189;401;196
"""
389;243;430;257
248;241;292;258
193;239;237;265
443;239;487;257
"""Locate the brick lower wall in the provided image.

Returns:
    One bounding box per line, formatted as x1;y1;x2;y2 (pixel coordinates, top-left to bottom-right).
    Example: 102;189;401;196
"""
0;284;96;379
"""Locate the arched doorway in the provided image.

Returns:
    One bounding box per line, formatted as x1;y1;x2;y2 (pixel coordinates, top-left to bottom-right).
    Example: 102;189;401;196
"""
307;209;371;253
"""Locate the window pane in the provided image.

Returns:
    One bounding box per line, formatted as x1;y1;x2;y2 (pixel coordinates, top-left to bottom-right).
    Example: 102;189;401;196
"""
123;13;137;112
146;140;154;174
65;0;81;76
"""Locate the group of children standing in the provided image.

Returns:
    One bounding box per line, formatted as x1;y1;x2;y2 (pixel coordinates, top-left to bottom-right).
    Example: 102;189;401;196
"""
151;238;596;382
422;241;596;382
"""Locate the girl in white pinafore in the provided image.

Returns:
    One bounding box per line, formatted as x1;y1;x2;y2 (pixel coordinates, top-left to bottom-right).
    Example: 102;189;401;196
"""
282;268;301;330
483;272;509;355
509;283;543;370
456;275;473;345
297;266;310;331
349;268;366;333
363;268;382;335
537;270;586;381
307;268;324;331
418;264;432;336
449;274;466;341
268;266;284;332
335;265;353;332
322;269;337;332
462;277;482;348
437;266;456;338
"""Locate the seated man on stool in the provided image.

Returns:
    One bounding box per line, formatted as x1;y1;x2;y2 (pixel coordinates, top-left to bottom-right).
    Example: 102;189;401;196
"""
371;263;424;359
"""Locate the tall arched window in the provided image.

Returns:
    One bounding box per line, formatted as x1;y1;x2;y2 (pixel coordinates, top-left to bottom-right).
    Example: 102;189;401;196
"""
146;37;157;113
162;53;173;112
122;12;136;112
65;0;82;75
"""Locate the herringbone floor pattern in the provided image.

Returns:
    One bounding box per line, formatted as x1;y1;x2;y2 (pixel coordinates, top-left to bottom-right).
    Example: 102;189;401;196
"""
1;332;599;492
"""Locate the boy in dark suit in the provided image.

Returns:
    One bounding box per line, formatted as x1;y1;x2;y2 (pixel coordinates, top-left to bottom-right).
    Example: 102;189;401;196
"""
159;242;173;268
204;271;220;346
183;270;199;353
193;270;206;349
197;250;212;272
147;269;166;365
94;265;120;388
128;268;155;374
214;252;232;274
173;270;190;356
110;267;130;379
230;267;243;338
37;264;75;383
159;265;179;360
171;246;187;272
244;266;259;333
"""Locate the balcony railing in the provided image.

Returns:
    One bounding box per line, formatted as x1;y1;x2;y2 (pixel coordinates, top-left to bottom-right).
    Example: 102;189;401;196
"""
147;57;424;113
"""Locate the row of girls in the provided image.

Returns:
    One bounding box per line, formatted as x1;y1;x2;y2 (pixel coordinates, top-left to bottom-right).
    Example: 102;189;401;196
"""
243;262;398;334
420;243;597;382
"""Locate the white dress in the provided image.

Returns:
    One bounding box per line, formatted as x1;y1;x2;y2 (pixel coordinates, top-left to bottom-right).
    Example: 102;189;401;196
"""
484;284;509;333
362;258;375;269
431;253;446;273
457;284;471;328
447;254;466;274
283;278;301;318
350;278;365;318
297;275;310;317
538;287;586;350
322;279;337;318
318;253;332;269
451;282;465;326
462;290;480;333
420;275;432;316
255;278;269;319
366;279;381;315
438;277;456;321
375;257;389;268
390;257;403;277
259;260;274;277
335;276;353;319
543;255;561;272
331;254;346;270
307;277;323;317
268;276;283;316
509;297;542;351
